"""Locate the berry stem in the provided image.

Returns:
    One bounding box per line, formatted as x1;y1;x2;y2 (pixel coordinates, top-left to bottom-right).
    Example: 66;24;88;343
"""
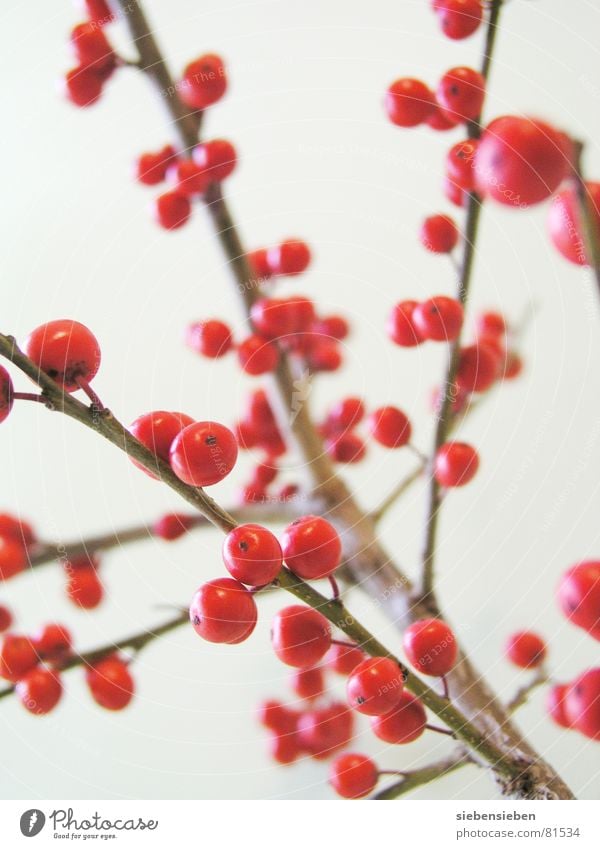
11;391;49;404
328;573;341;600
330;638;360;649
425;723;456;738
441;675;450;701
75;375;106;411
571;140;600;308
371;753;469;800
506;668;549;715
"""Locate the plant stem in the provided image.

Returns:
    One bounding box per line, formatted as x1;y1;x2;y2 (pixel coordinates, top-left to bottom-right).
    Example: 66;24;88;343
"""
506;669;549;715
372;753;469;800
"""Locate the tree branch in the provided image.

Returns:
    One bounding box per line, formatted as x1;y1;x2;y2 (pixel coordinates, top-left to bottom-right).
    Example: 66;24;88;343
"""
372;752;469;800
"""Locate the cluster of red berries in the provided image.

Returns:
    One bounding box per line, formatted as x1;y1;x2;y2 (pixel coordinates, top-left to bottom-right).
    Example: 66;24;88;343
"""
247;239;312;280
0;621;134;715
386;65;485;132
387;295;464;347
62;2;118;108
0;512;37;582
317;398;412;466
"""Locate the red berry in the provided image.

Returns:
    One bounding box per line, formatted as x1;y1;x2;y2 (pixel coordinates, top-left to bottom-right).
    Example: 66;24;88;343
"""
16;667;63;715
70;22;115;73
330;753;378;799
186;319;233;358
434;441;479;487
62;66;104;107
77;1;115;25
251;461;278;487
180;54;227;110
346;657;404;716
290;666;325;701
193;139;237;182
0;514;36;547
565;669;600;740
327;643;365;676
420;214;459;253
269;733;303;764
437;66;485;123
403;618;457;677
86;655;134;711
323;397;365;435
258;699;299;733
247;248;272;280
456;342;500;393
0;536;27;581
386;300;424;347
24;319;101;393
312;315;349;341
297;702;354;758
436;0;483;41
413;296;463;342
476;311;507;338
170;421;238;487
271;605;331;668
130;410;194;478
370;692;427;743
222;523;283;586
307;340;342;373
548;182;600;266
326;432;366;464
557;561;600;637
0;605;13;632
67;567;103;609
168;160;210;196
444;176;468;208
502;350;523;380
237;334;279;375
190;577;257;644
281;515;342;580
153;191;191;230
135;145;178;186
33;624;73;664
385;79;435;128
426;104;460;132
250;298;295;339
267;239;311;276
446;139;478;190
475;116;570;207
505;631;547;669
0;365;14;423
368;406;412;449
152;513;196;541
0;635;38;682
546;684;573;729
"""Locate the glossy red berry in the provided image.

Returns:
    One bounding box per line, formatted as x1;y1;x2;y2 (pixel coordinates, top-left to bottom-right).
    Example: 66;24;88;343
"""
152;512;196;541
312;315;349;341
24;319;101;393
403;618;457;677
370;692;427;744
168;160;210;196
0;635;38;682
307;340;342;373
190;577;257;644
420;214;459;253
446;139;478;190
222;524;283;586
67;567;103;609
368;406;411;449
386;300;424;347
323;397;365;435
86;655;134;711
444;176;468;208
290;666;325;701
297;702;354;758
269;733;303;765
237;335;279;375
548;182;600;266
130;410;194;478
135;145;178;186
426;103;460;132
70;22;115;73
0;365;14;423
267;239;311;276
250;298;296;339
557;561;600;637
63;66;104;107
327;643;365;676
385;79;435;128
247;248;272;280
281;515;342;580
436;0;483;41
346;657;404;716
0;536;27;581
193;139;237;182
186;319;233;358
476;311;507;338
77;0;115;25
33;624;73;664
565;669;600;740
330;753;378;799
180;54;227;110
0;514;36;547
505;631;546;669
170;421;238;487
16;667;63;715
271;605;331;668
413;296;463;342
0;605;13;633
546;684;573;729
437;66;485;123
456;342;500;393
475;116;570;207
153;191;191;230
502;350;523;380
326;432;366;464
434;441;479;487
258;699;299;733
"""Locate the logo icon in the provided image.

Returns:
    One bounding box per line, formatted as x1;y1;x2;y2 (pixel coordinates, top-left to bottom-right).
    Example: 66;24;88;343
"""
19;809;45;837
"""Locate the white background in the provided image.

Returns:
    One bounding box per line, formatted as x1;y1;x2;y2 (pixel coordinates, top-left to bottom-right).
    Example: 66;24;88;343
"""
0;0;599;800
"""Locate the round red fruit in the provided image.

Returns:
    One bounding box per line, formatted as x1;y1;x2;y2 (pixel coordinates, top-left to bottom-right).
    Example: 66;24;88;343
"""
130;410;194;478
190;577;257;644
24;319;101;393
267;239;311;276
169;421;238;486
327;643;365;676
557;561;600;637
290;666;325;701
436;0;483;41
370;692;427;743
413;296;463;342
70;22;115;73
297;702;354;758
67;567;103;609
548;182;600;266
271;605;331;668
152;513;196;541
86;655;134;710
385;78;435;127
222;524;283;586
0;634;38;682
437;66;485;123
168;160;209;196
386;300;424;347
237;335;279;375
456;342;500;393
420;214;459;253
281;515;342;580
326;432;366;464
346;656;404;716
368;406;411;449
180;54;227;110
63;66;104;108
446;139;478;190
0;365;14;424
546;684;573;729
186;319;233;358
135;145;178;186
153;191;191;230
330;753;378;799
33;624;73;664
0;536;27;581
193;139;237;182
0;605;13;633
16;667;63;715
403;618;457;677
505;631;547;669
565;669;600;740
434;441;479;487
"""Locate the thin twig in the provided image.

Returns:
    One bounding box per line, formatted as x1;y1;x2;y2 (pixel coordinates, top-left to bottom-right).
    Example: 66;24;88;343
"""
506;669;549;715
372;753;469;800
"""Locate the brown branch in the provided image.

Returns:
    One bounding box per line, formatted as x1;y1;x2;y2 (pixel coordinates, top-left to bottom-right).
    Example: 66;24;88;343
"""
571;140;600;306
372;752;470;800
